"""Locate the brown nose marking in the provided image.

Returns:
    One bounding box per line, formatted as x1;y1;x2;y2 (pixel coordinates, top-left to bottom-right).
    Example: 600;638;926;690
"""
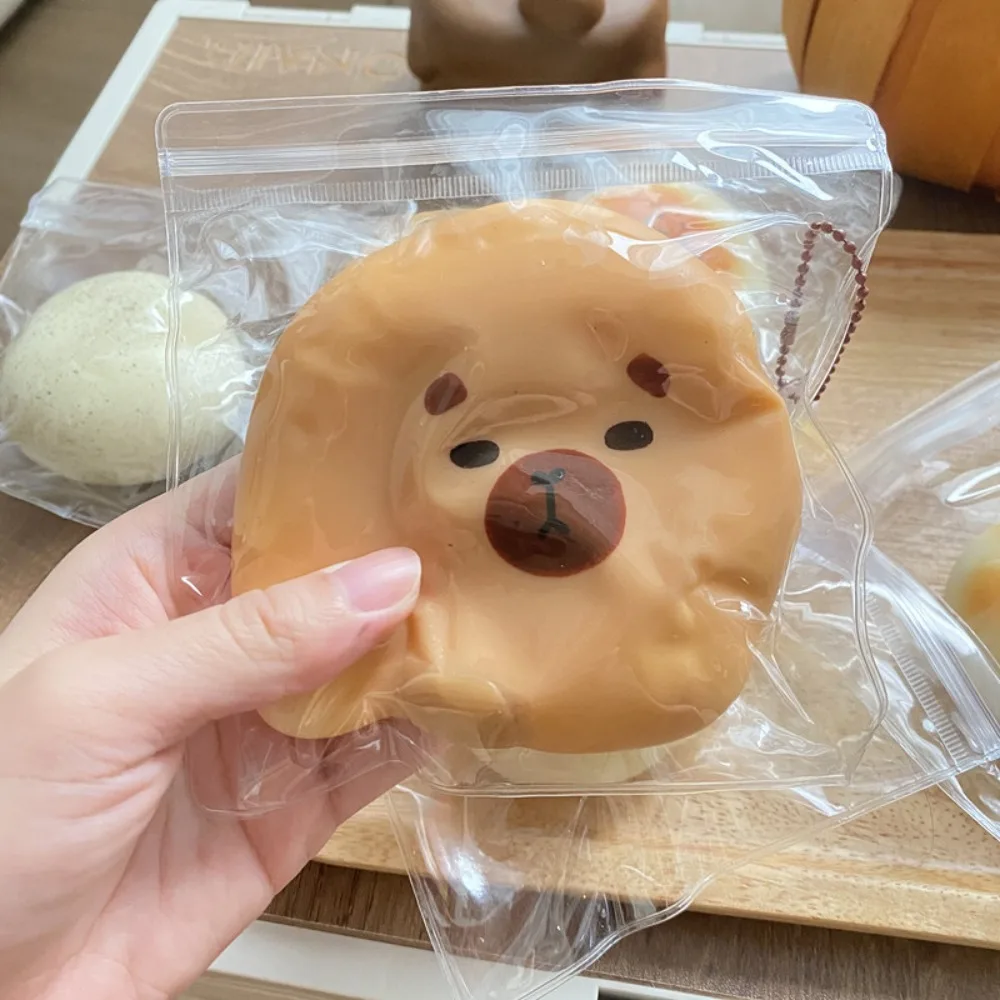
484;449;625;577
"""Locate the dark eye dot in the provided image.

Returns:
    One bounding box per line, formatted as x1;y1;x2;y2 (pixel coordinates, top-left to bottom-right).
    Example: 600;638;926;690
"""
605;421;653;451
450;439;500;469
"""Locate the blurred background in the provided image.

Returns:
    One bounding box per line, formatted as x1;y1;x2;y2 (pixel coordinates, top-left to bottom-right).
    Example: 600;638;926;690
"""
0;1;782;245
3;0;999;248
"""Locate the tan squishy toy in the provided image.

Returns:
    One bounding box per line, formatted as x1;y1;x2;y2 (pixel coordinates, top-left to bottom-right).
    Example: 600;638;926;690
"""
232;200;802;755
586;183;767;288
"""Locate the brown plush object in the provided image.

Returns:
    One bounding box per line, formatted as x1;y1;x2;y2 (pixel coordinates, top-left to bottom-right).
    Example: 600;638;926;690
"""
232;200;802;754
407;0;668;89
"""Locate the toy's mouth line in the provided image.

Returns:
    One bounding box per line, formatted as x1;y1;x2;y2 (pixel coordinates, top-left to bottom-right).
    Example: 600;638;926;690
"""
538;517;571;538
530;467;571;538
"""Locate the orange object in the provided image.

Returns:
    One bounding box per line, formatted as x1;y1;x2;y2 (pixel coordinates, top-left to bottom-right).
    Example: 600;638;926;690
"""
785;0;1000;192
232;201;801;754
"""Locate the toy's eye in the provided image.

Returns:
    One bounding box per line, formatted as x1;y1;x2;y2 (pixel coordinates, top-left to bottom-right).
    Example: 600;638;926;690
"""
605;421;653;451
450;440;500;469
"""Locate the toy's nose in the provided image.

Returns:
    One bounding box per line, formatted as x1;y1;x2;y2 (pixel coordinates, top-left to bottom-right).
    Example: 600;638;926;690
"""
530;467;566;487
484;449;625;577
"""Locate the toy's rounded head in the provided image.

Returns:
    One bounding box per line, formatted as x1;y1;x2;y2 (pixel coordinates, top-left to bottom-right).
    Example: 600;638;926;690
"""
233;200;802;755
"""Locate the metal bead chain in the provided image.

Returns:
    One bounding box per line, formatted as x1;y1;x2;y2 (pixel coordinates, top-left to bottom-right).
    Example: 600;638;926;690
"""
776;220;870;402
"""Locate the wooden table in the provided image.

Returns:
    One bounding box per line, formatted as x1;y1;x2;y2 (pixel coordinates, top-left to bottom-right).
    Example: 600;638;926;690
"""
2;6;1000;999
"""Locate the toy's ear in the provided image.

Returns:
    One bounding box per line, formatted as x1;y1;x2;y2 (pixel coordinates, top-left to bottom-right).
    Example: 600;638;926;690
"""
425;372;468;415
627;354;669;397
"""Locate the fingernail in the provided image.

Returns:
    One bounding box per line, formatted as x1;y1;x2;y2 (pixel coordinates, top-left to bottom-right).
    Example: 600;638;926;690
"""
328;548;421;615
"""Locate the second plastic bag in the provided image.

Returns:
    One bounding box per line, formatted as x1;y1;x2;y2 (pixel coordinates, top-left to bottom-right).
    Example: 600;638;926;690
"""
844;361;1000;842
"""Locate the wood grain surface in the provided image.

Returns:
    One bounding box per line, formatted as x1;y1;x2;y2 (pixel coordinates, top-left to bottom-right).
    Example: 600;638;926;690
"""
2;8;1000;999
316;778;1000;948
0;0;158;248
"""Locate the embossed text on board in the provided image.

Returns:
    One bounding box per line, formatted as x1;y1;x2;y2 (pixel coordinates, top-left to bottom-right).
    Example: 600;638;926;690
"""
183;33;408;80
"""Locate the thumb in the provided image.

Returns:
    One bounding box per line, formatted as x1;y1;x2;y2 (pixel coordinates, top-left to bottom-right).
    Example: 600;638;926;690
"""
17;548;421;756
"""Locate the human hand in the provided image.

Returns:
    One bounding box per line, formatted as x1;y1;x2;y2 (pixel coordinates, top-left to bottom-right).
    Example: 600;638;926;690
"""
0;469;421;999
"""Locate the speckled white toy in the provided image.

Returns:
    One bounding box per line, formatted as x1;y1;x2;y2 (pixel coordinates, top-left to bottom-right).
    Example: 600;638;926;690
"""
0;271;244;486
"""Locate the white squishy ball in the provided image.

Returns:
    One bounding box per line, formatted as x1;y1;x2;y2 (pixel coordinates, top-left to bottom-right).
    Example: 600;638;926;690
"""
945;524;1000;664
0;271;244;486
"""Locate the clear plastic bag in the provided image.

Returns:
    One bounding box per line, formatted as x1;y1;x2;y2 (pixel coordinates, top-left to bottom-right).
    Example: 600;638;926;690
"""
155;83;1000;1000
159;83;896;800
0;180;171;524
0;178;245;526
844;361;1000;841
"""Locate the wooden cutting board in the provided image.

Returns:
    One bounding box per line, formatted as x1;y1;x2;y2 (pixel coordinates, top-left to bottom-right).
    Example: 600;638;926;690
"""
318;228;1000;949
